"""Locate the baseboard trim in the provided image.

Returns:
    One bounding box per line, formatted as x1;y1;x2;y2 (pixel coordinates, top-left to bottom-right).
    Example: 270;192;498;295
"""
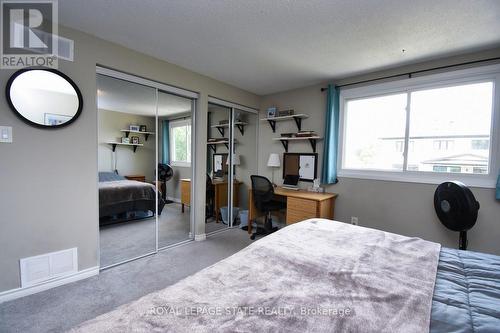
0;266;99;304
194;233;206;241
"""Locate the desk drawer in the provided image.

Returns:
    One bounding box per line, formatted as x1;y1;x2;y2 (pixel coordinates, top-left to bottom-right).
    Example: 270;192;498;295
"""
287;197;316;215
287;210;317;224
181;181;191;206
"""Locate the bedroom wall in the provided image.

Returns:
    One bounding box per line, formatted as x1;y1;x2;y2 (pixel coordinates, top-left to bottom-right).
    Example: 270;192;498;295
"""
259;47;500;256
98;110;156;181
0;25;260;294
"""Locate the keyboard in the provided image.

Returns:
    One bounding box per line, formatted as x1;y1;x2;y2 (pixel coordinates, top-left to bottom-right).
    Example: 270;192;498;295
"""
282;185;299;191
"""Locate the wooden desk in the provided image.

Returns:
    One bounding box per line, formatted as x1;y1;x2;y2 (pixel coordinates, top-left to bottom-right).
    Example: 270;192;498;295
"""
181;179;241;221
248;187;338;234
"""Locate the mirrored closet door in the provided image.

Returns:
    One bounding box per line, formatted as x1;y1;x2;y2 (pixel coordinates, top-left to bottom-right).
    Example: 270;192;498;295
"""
97;70;196;268
157;90;194;248
97;74;157;267
206;103;231;233
229;108;258;229
207;100;258;234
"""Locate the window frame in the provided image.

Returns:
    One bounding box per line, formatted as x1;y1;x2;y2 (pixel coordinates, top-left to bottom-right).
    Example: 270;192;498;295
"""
169;118;192;167
338;63;500;188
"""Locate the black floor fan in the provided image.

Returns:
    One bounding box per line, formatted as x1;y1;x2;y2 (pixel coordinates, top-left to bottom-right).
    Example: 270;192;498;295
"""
158;163;174;204
434;181;480;250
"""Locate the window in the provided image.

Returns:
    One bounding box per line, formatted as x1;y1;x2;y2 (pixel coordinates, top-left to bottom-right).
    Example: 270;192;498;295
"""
340;66;498;187
433;140;454;151
432;165;447;173
471;139;489;150
395;140;404;153
343;93;407;171
169;119;191;167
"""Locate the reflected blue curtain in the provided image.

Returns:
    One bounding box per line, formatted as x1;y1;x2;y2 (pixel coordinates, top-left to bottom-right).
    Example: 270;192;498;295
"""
496;171;500;200
321;84;340;184
162;120;170;164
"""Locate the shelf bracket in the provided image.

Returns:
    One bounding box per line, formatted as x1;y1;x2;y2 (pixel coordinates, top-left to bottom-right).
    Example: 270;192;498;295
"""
236;124;244;135
308;138;317;152
124;131;130;138
224;142;229;150
293;117;302;131
216;127;225;137
279;139;289;152
208;144;216;153
111;143;117;152
267;119;276;133
144;133;150;141
133;145;138;153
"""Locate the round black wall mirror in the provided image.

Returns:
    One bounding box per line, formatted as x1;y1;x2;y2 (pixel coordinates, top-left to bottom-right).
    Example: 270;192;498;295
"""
6;68;83;129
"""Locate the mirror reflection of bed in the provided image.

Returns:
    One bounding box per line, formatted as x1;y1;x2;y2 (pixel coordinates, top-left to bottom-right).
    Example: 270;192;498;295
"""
97;74;194;268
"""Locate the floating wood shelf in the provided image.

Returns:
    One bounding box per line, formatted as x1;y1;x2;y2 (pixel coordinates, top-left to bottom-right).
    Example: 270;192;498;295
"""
107;142;144;153
272;136;322;152
260;114;308;133
206;139;237;153
210;121;247;136
120;130;155;141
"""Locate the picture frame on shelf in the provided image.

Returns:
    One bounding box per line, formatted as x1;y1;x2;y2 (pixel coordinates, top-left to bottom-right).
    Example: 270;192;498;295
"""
129;125;140;131
267;107;277;118
131;136;140;144
139;125;147;132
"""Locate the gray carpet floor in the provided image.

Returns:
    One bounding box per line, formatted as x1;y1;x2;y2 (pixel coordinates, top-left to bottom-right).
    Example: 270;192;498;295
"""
0;229;253;333
100;203;228;267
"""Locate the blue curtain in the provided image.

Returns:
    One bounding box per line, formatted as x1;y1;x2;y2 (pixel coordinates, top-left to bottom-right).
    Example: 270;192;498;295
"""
162;120;170;164
321;84;340;184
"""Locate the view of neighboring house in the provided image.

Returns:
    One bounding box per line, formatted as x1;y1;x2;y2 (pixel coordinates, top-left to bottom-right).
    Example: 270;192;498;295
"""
381;135;490;174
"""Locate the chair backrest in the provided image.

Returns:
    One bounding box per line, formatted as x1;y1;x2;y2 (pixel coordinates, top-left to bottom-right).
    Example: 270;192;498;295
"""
251;175;274;210
206;173;214;196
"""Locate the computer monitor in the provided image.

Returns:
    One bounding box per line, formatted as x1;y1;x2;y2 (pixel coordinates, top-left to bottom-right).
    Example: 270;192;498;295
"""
282;153;318;182
283;174;299;187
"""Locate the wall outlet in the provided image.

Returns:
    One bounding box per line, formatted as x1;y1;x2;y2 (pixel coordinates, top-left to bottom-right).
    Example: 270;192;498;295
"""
350;216;359;225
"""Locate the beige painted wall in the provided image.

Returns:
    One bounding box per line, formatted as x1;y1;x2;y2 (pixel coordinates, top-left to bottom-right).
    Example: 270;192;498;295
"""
260;48;500;256
0;25;259;293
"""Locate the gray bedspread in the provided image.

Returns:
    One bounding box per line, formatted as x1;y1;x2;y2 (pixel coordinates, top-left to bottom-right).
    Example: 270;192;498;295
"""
71;219;441;333
99;180;159;218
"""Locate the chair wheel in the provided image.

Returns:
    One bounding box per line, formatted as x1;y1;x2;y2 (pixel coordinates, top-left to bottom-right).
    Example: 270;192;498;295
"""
250;234;256;240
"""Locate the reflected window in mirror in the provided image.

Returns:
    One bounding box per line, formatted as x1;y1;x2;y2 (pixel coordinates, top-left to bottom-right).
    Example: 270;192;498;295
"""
169;118;191;167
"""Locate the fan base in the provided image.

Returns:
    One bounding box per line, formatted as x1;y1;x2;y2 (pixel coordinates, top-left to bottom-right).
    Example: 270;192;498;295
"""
459;230;468;250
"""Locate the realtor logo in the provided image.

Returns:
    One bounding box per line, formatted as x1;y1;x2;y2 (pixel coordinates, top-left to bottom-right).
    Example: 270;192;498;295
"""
1;0;58;69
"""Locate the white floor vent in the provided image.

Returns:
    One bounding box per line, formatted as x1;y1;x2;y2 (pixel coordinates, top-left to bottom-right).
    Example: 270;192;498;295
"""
20;248;78;288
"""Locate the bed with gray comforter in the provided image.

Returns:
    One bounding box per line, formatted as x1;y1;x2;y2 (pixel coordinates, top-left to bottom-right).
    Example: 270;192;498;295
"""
98;172;165;222
71;219;500;332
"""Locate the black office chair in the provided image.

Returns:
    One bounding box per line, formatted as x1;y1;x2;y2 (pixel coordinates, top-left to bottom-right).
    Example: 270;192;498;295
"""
206;173;215;222
250;175;286;240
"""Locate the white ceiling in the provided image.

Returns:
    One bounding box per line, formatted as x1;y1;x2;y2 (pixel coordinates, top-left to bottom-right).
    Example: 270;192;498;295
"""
97;74;192;116
61;0;500;95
